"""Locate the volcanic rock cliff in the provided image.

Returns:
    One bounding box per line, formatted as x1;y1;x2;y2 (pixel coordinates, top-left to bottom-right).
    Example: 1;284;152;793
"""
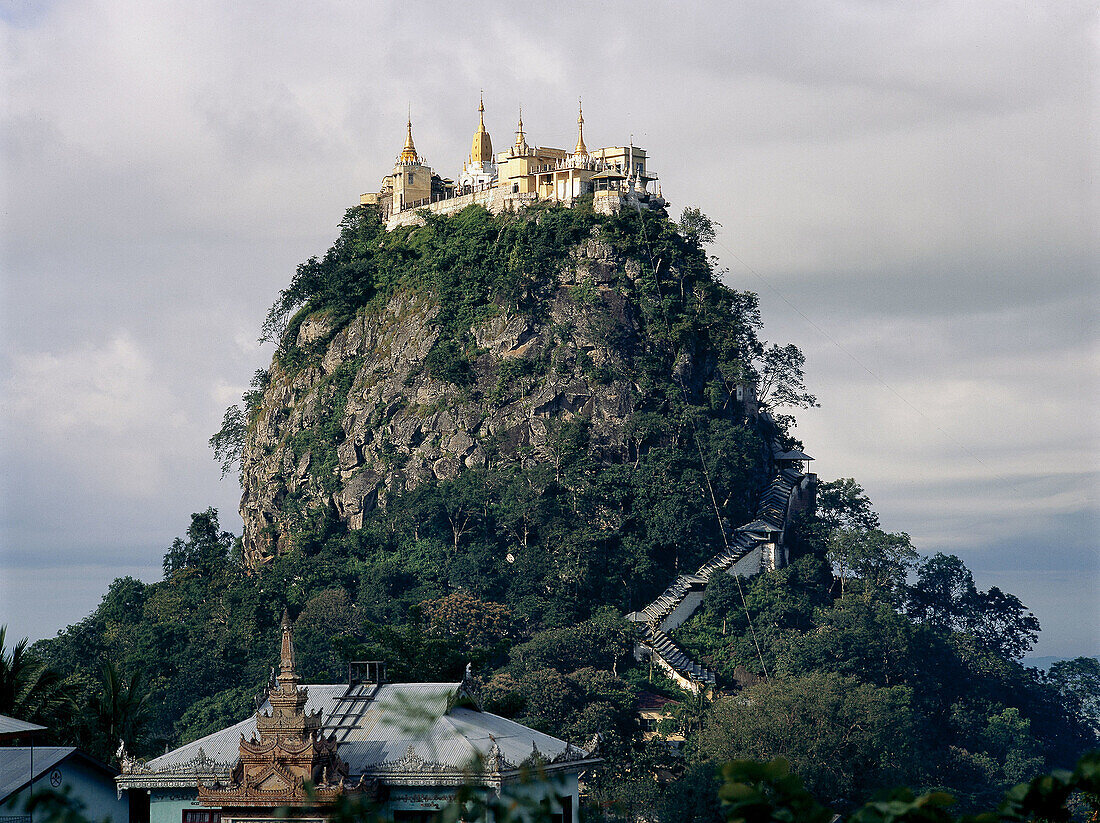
237;208;768;570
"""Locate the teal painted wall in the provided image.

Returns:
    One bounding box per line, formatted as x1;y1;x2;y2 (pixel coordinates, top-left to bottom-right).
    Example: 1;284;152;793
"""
8;755;128;823
498;773;580;823
147;789;207;823
144;772;581;823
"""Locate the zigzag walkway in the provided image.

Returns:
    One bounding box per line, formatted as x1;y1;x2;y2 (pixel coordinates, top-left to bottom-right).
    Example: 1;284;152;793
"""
627;430;813;693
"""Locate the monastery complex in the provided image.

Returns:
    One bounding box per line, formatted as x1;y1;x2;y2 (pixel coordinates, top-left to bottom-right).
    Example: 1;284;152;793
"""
362;98;666;229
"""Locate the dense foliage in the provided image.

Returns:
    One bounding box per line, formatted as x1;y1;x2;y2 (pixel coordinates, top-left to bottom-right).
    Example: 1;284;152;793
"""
668;480;1097;813
10;205;1096;821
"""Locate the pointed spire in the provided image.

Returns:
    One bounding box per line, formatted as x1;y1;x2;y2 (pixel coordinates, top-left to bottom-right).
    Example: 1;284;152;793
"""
469;93;493;164
514;105;528;151
574;97;587;157
398;107;419;164
277;608;298;691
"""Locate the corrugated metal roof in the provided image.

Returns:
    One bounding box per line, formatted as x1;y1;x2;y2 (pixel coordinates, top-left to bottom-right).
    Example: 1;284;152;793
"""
0;747;75;802
0;715;46;740
137;682;588;781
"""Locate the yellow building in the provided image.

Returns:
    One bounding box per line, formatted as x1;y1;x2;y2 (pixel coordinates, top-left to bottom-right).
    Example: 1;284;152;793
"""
361;114;454;219
364;99;664;229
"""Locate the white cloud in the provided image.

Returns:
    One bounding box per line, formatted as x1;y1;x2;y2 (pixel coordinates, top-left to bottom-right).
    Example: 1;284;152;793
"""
5;333;188;494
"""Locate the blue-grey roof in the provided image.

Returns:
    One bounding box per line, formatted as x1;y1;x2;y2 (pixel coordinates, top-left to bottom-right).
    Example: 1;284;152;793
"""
0;747;75;802
774;449;813;461
121;683;593;788
0;715;46;740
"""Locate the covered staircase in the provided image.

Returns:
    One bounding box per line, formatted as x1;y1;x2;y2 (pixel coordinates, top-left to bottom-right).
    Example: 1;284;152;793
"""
627;422;816;693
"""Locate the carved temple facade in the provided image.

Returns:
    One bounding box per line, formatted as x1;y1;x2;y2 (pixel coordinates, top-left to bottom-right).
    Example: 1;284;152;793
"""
193;612;359;819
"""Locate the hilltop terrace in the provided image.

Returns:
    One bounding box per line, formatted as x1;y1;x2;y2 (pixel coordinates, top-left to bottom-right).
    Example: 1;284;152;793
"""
363;98;666;229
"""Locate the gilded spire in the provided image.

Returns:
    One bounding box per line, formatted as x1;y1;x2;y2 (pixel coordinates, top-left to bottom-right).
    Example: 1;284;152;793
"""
470;92;493;164
398;108;419;164
574;97;587;157
277;607;299;692
514;105;527;150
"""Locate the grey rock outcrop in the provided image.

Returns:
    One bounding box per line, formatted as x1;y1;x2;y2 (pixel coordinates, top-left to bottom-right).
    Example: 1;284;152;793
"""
239;239;720;568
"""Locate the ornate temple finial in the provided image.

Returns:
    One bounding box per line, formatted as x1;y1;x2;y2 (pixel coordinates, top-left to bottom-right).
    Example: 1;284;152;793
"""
399;107;419;164
479;90;485;127
574;97;587;157
278;608;298;690
514;105;528;152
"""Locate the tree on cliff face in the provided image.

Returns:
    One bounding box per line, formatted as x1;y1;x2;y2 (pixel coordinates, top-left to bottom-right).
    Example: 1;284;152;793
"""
162;507;235;577
755;342;818;411
209;369;268;481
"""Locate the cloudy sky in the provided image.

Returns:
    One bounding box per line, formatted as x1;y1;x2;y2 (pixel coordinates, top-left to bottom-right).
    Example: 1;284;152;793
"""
1;1;1096;657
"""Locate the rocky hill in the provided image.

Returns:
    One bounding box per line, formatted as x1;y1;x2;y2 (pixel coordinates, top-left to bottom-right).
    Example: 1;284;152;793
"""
33;201;1094;816
233;203;776;571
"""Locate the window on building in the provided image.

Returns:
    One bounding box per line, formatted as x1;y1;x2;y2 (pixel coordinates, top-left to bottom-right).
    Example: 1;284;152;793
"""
182;811;221;823
408;173;414;184
558;795;573;823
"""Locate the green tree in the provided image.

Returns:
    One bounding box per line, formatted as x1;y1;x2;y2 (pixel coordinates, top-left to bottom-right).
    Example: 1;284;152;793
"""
295;588;357;682
510;610;634;676
701;672;921;807
91;660;151;764
754;343;817;410
907;553;978;631
210;405;246;479
907;554;1040;659
828;527;917;602
816;477;880;532
162;508;235;578
678;207;720;247
0;626;73;727
1047;657;1100;735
